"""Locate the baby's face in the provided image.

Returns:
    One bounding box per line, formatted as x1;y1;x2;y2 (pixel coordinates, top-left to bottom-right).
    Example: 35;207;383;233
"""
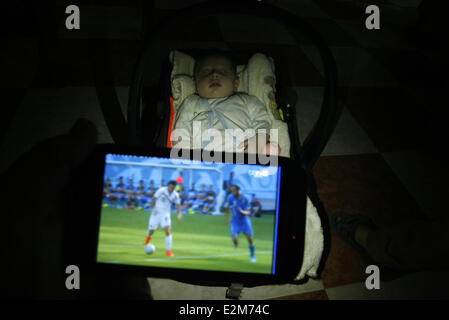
195;56;239;99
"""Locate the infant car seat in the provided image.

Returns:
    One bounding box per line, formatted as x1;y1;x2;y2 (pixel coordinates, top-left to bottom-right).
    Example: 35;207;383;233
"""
127;0;341;295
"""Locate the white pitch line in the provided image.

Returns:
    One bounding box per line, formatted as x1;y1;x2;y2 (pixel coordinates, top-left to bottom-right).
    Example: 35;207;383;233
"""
99;244;140;248
99;244;248;252
106;251;272;263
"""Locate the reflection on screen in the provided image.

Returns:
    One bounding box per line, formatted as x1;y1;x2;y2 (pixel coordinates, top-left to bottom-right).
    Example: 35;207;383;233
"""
97;153;281;275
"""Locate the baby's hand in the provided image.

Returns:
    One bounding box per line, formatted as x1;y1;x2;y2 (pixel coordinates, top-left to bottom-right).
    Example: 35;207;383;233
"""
238;134;259;154
262;142;281;156
238;134;280;156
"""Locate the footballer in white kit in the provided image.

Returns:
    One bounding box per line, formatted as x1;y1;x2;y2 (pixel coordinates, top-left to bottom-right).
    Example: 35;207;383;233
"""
144;181;182;257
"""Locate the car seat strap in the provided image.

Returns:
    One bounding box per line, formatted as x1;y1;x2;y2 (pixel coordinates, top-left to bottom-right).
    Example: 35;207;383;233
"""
200;97;228;128
201;97;242;149
226;283;244;299
200;97;238;146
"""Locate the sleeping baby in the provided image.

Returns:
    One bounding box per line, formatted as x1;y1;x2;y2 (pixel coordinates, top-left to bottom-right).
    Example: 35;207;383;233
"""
171;52;280;155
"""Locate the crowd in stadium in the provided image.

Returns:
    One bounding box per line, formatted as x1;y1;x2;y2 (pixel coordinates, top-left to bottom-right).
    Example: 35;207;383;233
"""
102;176;263;217
102;177;218;214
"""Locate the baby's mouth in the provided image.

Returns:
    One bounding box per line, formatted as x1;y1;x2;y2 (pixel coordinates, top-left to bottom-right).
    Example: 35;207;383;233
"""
209;81;221;88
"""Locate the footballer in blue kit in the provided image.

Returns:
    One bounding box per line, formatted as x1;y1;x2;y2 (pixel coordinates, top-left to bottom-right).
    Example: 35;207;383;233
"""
135;180;146;210
227;185;256;263
124;179;136;210
186;185;197;214
103;178;117;207
113;177;127;208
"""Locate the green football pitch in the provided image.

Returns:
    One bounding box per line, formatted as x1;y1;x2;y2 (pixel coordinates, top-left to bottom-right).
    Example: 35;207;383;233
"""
97;208;276;274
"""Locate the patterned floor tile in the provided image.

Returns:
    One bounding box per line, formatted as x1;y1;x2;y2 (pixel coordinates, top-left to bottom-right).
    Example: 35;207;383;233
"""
312;154;426;288
58;5;144;40
89;40;142;86
157;13;224;42
1;38;40;88
382;152;449;219
314;154;425;225
287;18;360;47
217;13;296;45
325;282;381;300
335;19;416;49
0;88;28;144
156;40;230;53
148;277;324;300
0;87;116;173
388;0;422;8
29;39;141;87
314;0;367;20
294;87;378;156
326;271;449;299
339;87;425;153
272;289;329;300
366;48;446;89
300;45;398;87
148;278;229;300
374;2;420;26
76;0;145;7
240;279;324;300
154;0;204;10
275;0;331;19
320;226;367;289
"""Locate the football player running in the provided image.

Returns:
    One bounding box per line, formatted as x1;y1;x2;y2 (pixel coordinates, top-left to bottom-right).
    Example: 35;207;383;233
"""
144;181;182;257
227;185;256;263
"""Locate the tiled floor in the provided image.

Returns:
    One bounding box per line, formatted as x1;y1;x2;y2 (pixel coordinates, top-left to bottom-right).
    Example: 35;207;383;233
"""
2;0;449;299
295;86;379;156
